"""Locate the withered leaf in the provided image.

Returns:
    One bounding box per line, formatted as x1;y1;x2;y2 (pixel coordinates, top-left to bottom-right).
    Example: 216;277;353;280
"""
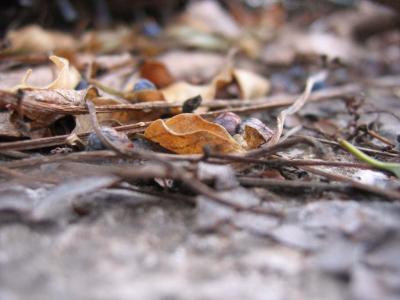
161;81;212;104
4;25;77;54
144;113;244;154
140;60;175;88
12;55;81;91
240;118;274;150
233;69;270;99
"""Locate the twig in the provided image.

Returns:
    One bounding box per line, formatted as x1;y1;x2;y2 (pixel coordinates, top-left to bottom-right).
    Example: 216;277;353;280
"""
0;150;31;159
0;121;149;151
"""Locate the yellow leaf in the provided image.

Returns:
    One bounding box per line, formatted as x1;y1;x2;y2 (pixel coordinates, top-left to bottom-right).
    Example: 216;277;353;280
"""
13;56;81;91
144;113;244;154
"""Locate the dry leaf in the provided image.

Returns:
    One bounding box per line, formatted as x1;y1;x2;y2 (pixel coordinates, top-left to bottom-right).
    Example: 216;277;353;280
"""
261;27;363;65
73;92;163;134
159;50;225;82
184;0;242;39
240;118;274;149
4;25;76;54
161;65;269;106
140;60;175;88
5;89;86;128
161;81;211;103
166;26;230;51
80;27;133;53
144;113;244;154
131;90;165;102
12;56;81;91
233;69;270;99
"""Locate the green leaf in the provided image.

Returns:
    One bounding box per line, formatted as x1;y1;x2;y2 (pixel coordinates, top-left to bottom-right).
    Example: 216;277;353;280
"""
339;139;400;178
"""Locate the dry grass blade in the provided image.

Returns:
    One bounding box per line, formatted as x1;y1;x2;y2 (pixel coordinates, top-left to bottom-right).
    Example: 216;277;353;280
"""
269;72;328;145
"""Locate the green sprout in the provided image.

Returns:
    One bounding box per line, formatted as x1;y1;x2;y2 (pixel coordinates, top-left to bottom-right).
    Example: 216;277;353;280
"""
339;139;400;179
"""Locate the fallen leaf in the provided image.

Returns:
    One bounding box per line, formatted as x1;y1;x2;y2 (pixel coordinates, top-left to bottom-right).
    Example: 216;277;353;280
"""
73;92;163;134
139;60;175;88
4;25;76;54
261;27;363;65
159;50;225;83
166;26;230;51
161;81;211;103
12;55;81;91
80;27;133;53
161;66;269;106
240;118;274;149
184;0;242;39
144;113;244;154
233;69;270;99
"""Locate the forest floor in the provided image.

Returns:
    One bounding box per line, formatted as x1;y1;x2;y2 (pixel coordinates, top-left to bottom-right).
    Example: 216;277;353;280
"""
0;1;399;299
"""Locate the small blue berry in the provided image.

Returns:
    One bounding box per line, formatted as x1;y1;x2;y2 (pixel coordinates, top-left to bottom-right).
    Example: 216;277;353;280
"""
86;127;133;151
311;80;326;92
133;79;156;92
75;79;89;90
142;21;161;38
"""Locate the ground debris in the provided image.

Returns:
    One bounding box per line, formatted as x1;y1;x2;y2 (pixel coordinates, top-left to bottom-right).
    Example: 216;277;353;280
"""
0;0;400;299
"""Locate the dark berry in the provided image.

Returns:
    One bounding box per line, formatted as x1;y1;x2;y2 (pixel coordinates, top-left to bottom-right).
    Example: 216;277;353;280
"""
214;112;242;136
182;95;202;113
